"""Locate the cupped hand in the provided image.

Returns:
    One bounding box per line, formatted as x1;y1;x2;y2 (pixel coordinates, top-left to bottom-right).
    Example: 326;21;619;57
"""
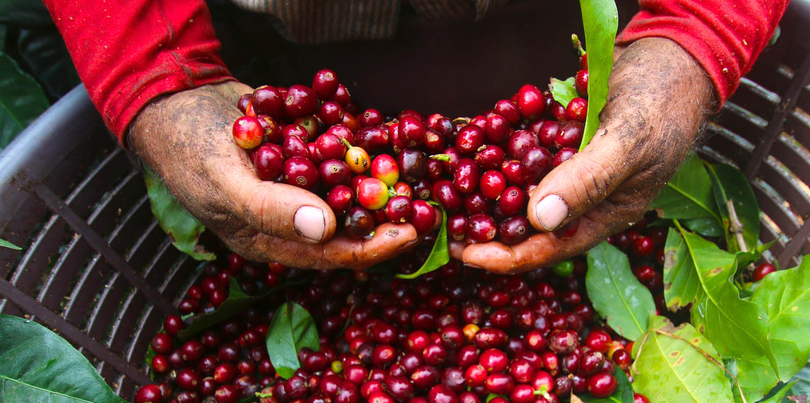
129;81;419;270
452;37;716;273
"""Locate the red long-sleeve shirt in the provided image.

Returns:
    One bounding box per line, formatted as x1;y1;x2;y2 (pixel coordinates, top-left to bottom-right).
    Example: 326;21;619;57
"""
43;0;788;143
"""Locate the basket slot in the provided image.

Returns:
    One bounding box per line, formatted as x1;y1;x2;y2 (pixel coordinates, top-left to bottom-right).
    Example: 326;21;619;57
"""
39;172;144;313
61;174;148;326
714;102;767;145
753;178;801;237
784;108;810;146
33;185;179;317
778;217;810;268
745;52;810;179
733;77;781;120
757;154;810;218
83;199;160;343
703;123;754;166
0;277;151;385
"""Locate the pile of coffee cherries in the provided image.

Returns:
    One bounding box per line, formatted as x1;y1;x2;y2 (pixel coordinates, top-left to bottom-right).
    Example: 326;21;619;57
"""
131;215;686;403
231;62;590;243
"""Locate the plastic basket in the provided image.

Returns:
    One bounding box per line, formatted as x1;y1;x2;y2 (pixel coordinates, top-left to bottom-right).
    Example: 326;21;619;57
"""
1;0;810;398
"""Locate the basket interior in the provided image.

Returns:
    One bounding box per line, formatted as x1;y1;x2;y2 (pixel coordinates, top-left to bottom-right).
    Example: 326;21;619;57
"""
1;1;810;398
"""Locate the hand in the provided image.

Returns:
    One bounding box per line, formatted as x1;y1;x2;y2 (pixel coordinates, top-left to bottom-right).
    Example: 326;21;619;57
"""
451;37;715;273
129;81;419;270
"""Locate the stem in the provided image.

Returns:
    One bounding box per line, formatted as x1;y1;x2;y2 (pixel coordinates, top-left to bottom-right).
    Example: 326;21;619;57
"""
430;154;451;162
339;137;353;148
726;199;748;253
571;33;586;56
653;329;749;403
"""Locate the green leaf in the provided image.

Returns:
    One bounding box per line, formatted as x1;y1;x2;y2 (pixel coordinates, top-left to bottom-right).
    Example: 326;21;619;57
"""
706;163;761;253
576;367;633;403
631;316;733;403
550;77;578;108
651;152;723;224
18;28;82;100
578;0;618;151
145;344;157;381
144;166;215;261
0;314;128;403
785;359;810;401
178;275;305;340
683;217;724;237
736;264;810;400
734;242;776;272
663;224;778;374
0;237;21;250
586;241;656;341
0;0;52;26
396;202;448;279
266;302;320;379
758;381;796;403
0;51;49;150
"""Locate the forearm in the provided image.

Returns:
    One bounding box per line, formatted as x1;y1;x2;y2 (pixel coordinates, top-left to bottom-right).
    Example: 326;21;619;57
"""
43;0;234;141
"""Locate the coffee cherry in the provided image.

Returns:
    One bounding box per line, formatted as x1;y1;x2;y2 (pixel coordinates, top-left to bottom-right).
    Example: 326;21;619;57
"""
433;180;463;211
634;393;651;403
151;333;173;355
498;187;526;216
587;372;617;398
311;69;340;100
400;116;427;148
448;213;468;241
566;97;587;122
282;135;310;159
237;93;253;113
428;384;458;403
371;155;400;186
475;145;506;171
493;99;521;125
753;262;777;281
233;116;263;149
359;109;383;127
357;178;390;210
385;196;413;223
398;149;428;183
319;159;351;187
284;157;319;190
485;373;515;395
464;192;490;216
575;69;589;97
215;384;239;403
326;185;354;216
485;114;511;144
555;121;584;148
134;384;162;403
516;85;545;119
453;159;480;195
456;126;485;155
632;236;655;257
498;216;530;245
520;147;552;184
548;330;579;354
345;207;375;239
344;145;371;174
553;147;577;167
252;145;284;181
507;130;540;160
285;85;319;118
468;214;497;243
252;85;284;118
479;171;507;200
410;200;438;234
501;160;525;186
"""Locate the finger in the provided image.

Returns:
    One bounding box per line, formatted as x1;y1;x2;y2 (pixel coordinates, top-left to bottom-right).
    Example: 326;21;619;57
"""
238;223;419;270
527;129;634;233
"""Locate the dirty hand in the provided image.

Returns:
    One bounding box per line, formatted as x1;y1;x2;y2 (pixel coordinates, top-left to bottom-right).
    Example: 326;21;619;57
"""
130;81;419;270
451;37;715;273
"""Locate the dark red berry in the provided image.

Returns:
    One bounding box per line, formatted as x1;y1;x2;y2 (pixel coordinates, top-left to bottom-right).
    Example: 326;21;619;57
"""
284;85;319;118
345;207;375;239
566;97;588;122
498;187;526;216
555;121;584;148
456;126;485;155
498;216;530;245
453;159;480;195
753;262;777;281
506;130;540;160
386;196;413;223
467;214;497;243
587;372;617;398
284;157;319;190
516;85;545;119
313;69;340;100
410;200;438;235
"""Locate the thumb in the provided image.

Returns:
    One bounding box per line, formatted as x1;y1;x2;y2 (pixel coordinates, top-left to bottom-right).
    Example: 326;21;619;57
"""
225;166;338;244
527;131;632;232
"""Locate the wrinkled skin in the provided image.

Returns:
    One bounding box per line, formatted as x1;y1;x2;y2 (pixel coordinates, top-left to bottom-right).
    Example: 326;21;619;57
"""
450;37;715;273
130;37;713;273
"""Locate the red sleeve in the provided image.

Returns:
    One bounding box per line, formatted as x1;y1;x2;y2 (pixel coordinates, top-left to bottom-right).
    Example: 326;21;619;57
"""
43;0;235;142
616;0;789;105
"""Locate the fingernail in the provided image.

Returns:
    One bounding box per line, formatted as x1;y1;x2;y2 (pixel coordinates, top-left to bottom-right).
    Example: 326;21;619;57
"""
536;194;568;231
294;206;326;242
